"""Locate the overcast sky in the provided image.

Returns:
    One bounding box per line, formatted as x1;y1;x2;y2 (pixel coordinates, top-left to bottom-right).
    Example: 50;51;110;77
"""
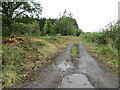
38;0;119;32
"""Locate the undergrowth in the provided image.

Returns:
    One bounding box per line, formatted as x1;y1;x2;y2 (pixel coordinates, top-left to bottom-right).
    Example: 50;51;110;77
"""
80;36;118;74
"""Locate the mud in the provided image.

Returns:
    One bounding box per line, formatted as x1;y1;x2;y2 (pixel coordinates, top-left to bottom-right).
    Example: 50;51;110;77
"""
22;40;75;88
21;39;118;88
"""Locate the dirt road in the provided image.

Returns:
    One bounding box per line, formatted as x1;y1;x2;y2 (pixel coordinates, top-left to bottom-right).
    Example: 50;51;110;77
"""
21;40;118;88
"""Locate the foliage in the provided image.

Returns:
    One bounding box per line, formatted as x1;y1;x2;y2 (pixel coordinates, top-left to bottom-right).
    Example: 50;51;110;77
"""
39;18;57;35
36;41;47;46
81;32;107;45
15;16;35;24
41;10;80;36
76;29;84;36
11;22;27;35
80;20;119;73
3;5;82;37
80;36;118;73
28;21;41;36
10;21;41;36
2;2;42;36
51;17;79;36
43;20;53;35
104;22;120;56
81;21;119;57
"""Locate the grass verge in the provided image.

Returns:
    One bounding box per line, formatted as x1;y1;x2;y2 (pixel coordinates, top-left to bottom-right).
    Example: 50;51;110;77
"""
2;36;75;88
80;36;119;74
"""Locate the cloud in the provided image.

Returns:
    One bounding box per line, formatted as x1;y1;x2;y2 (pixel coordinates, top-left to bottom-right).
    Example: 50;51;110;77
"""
40;0;119;32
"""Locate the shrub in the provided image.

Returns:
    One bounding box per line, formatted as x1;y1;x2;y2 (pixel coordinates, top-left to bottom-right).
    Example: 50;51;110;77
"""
11;21;41;36
29;21;41;36
36;41;47;46
12;22;27;35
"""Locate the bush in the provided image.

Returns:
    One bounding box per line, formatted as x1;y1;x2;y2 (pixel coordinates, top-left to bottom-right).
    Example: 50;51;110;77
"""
81;32;107;45
80;21;119;57
12;22;27;35
28;21;41;36
11;21;41;36
36;41;47;46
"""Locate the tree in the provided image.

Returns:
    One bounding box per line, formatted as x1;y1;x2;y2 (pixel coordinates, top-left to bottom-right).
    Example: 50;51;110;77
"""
39;18;46;35
30;21;41;36
63;9;67;18
76;29;83;36
59;17;78;36
52;20;61;35
2;2;42;36
43;20;52;35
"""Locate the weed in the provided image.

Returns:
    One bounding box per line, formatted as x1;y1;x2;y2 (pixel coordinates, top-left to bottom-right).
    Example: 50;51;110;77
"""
80;35;118;74
74;40;78;45
71;46;77;57
36;41;47;46
71;41;78;57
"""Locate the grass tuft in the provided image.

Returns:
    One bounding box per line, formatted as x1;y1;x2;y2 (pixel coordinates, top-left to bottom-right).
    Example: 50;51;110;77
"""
71;46;77;57
36;41;47;46
71;40;79;57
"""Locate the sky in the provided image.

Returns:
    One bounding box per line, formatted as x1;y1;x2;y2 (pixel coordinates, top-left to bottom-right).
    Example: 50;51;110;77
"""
37;0;119;32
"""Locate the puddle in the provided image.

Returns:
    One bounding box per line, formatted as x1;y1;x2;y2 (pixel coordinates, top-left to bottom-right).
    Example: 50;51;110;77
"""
58;74;94;88
57;61;72;71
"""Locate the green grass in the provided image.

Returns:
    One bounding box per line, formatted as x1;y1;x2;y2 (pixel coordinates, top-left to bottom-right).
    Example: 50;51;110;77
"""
74;40;78;45
71;41;78;57
2;39;49;87
2;36;74;88
2;46;24;87
70;40;79;66
36;41;47;46
71;46;77;57
80;35;119;74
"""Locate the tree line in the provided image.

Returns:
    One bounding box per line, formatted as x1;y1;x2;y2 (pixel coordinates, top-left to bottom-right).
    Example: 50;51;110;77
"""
2;2;83;37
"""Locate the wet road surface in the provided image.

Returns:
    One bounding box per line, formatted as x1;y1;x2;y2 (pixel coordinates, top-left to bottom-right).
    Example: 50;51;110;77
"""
22;40;118;88
58;74;94;88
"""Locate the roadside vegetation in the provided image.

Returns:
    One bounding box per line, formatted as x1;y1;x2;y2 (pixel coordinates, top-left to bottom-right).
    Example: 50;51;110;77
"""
1;2;82;88
80;20;120;74
2;36;75;88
